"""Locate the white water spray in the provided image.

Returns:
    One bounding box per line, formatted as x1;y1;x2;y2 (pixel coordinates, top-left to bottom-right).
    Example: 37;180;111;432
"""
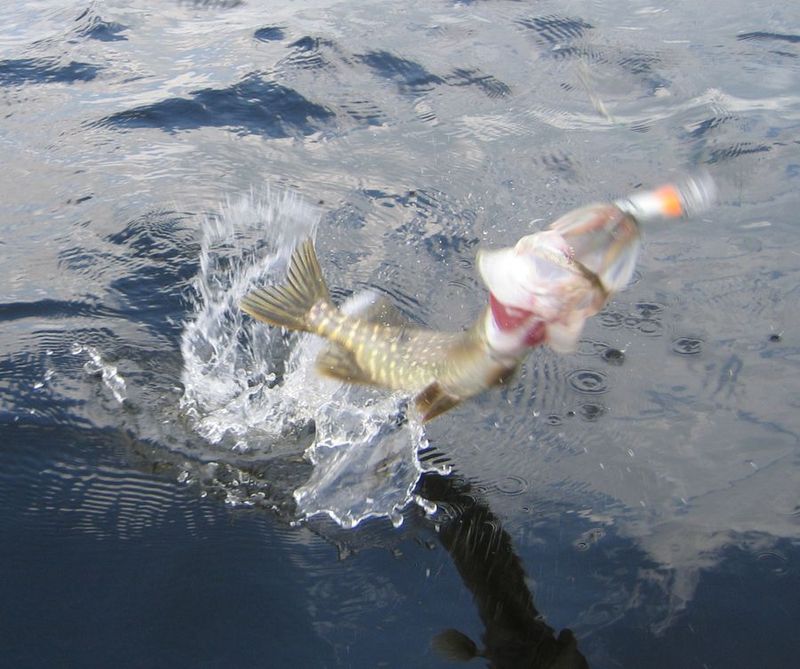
179;191;441;527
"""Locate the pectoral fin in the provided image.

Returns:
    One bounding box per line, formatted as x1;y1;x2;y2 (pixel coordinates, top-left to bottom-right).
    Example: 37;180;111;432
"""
315;344;374;385
414;381;461;422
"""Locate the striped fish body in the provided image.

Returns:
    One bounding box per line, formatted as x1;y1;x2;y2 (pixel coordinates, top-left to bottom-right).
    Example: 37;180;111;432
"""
307;301;520;397
240;239;522;421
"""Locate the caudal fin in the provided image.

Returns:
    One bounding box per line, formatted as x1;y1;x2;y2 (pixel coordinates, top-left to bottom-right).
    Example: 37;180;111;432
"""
240;238;330;332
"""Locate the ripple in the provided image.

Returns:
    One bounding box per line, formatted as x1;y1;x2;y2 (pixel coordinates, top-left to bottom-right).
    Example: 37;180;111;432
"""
281;36;336;71
634;302;665;318
686;115;734;139
578;403;606;421
573;527;605;552
567;369;608;394
0;57;100;86
706;142;771;164
73;7;128;42
635;319;664;336
577;339;609;356
254;26;285;42
737;31;800;44
598;310;625;329
601;347;625;366
493;475;529;496
445;68;511;98
338;98;387;126
756;550;791;577
356;50;444;95
672;337;704;356
516;15;593;49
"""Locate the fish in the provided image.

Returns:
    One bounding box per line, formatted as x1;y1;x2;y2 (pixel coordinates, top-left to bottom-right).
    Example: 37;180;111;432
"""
240;174;715;422
240;238;522;421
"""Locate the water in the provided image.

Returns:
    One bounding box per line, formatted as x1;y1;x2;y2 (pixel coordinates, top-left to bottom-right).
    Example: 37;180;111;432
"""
2;1;799;667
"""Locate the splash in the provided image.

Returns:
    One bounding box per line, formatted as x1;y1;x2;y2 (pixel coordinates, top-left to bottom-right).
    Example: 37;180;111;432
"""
72;343;128;404
179;191;439;527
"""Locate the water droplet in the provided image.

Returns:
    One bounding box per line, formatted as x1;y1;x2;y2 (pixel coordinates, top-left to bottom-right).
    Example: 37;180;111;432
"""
567;369;608;394
601;347;625;365
672;337;703;355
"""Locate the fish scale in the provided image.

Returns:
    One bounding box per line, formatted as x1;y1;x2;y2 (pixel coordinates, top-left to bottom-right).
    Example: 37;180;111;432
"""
307;300;468;390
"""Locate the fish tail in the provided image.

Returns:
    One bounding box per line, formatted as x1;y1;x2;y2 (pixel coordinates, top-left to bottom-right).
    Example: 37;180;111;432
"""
240;238;331;332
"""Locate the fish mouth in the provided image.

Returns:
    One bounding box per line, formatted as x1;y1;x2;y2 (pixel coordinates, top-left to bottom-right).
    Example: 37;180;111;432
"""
477;207;642;354
478;203;641;305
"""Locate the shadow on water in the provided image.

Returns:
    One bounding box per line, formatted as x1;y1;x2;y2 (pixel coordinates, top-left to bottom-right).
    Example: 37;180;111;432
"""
0;58;100;86
417;458;589;669
94;76;336;138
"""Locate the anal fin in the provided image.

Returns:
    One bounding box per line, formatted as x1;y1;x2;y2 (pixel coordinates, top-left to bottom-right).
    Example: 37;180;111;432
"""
315;343;374;385
414;381;461;422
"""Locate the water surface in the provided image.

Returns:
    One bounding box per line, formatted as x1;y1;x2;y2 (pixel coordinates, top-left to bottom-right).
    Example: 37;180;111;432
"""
2;1;799;667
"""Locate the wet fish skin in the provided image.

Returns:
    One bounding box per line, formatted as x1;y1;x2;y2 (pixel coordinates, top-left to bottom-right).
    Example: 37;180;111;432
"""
240;239;523;421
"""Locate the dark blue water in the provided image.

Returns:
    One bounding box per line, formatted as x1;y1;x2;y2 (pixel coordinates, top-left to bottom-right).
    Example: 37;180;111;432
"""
2;1;799;667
